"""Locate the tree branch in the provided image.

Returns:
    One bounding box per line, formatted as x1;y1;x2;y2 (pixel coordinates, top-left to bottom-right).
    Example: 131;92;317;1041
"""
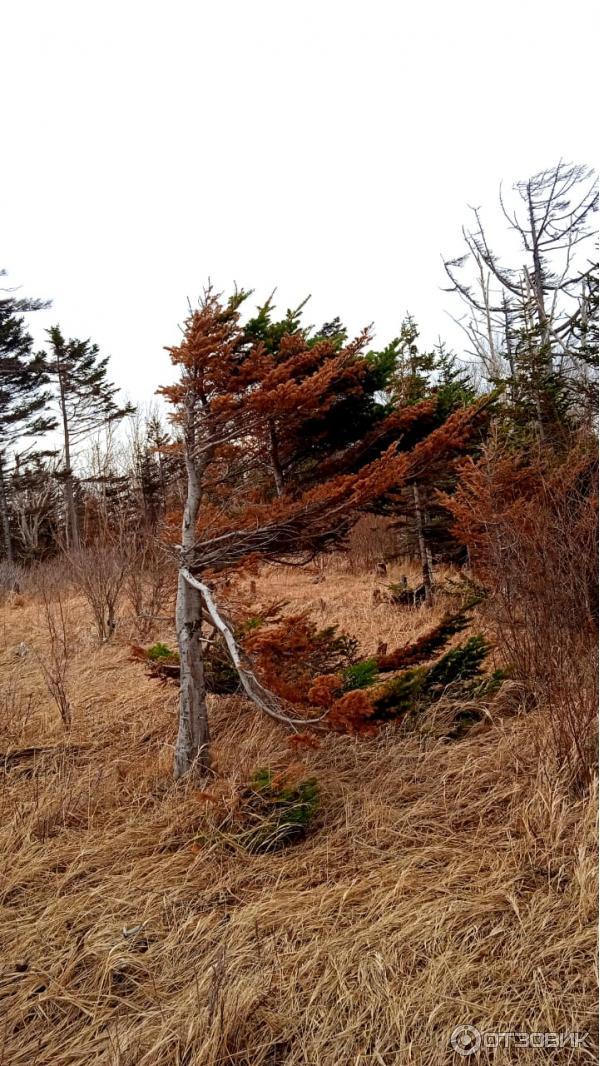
180;568;327;728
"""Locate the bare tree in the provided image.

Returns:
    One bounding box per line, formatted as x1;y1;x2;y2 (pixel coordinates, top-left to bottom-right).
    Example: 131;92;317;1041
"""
35;579;73;728
11;454;62;560
444;162;598;438
69;534;130;642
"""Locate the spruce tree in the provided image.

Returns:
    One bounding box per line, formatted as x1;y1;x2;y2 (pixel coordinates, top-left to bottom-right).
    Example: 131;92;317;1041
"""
385;320;479;599
43;325;135;548
159;287;489;779
0;273;56;563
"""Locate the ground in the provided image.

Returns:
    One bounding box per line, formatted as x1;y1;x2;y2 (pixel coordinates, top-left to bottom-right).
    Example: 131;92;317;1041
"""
0;561;597;1065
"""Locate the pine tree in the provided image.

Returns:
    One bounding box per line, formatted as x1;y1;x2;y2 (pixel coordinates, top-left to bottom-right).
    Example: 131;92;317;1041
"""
42;325;135;548
159;287;490;779
240;295;399;497
0;273;56;563
383;320;480;599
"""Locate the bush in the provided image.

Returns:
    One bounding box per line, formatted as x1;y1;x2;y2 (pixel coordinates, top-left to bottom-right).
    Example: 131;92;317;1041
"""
147;642;178;662
236;769;320;853
442;438;598;790
423;635;488;695
0;560;25;601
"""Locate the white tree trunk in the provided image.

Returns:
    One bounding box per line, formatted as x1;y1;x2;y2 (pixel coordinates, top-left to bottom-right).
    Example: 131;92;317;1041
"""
173;567;210;778
412;482;434;606
173;443;211;780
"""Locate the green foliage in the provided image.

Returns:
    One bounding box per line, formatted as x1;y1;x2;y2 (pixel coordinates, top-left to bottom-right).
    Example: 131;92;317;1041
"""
310;626;359;676
147;642;178;662
372;667;427;718
342;657;378;691
423;635;488;695
345;632;504;734
469;667;510;699
239;769;320;853
433;341;477;418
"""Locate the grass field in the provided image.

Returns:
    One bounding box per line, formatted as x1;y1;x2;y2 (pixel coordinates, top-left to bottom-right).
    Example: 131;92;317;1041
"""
0;563;597;1064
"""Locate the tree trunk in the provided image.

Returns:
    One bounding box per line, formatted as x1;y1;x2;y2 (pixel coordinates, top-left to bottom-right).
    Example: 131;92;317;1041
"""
0;455;14;565
412;482;433;606
173;568;210;778
173;445;211;779
268;418;284;496
57;363;79;550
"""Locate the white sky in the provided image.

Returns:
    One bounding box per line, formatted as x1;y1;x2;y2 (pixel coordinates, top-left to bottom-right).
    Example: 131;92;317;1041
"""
2;0;597;410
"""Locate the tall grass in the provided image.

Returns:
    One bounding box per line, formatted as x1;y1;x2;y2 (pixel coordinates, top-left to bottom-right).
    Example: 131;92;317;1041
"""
0;567;596;1065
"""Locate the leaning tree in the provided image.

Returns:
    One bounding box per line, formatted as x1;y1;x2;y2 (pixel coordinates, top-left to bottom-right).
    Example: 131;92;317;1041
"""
159;287;491;779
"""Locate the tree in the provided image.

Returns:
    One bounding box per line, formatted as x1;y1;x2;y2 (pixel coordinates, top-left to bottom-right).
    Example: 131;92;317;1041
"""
382;320;478;601
42;325;135;548
444;162;598;444
10;453;62;560
0;272;56;563
159;287;491;780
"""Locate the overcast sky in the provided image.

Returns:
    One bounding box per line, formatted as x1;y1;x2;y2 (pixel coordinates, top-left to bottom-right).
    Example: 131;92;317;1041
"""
2;0;597;409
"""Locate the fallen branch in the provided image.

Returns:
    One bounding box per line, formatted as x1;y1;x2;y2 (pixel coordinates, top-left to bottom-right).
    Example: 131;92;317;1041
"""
181;568;327;728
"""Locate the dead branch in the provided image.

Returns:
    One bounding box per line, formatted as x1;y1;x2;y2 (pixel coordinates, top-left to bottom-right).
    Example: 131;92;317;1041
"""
180;568;327;729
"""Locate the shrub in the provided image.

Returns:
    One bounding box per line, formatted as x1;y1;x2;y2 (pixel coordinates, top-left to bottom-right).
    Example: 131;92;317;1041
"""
442;438;598;790
237;769;320;853
147;642;178;662
245;615;359;704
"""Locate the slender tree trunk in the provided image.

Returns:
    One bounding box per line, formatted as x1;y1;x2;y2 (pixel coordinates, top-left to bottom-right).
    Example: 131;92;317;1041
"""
268;418;284;496
173;448;211;779
0;454;14;565
57;369;80;549
526;185;549;344
412;482;433;606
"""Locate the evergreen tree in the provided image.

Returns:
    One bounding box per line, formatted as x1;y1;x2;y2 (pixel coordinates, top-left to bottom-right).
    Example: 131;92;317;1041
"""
159;287;489;779
0;272;56;563
384;320;479;599
241;296;398;497
42;325;135;548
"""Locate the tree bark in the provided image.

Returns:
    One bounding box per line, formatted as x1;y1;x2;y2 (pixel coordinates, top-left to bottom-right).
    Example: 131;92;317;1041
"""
0;454;14;565
173;443;211;779
268;418;284;496
173;568;210;778
57;362;80;550
412;482;433;606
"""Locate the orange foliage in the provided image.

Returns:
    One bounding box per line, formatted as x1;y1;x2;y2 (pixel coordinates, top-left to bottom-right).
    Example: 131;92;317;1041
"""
159;287;492;574
327;690;378;735
244;615;354;705
307;674;343;708
287;732;321;752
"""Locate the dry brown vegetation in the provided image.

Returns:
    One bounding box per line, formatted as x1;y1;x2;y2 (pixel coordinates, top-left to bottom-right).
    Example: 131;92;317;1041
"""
0;562;597;1065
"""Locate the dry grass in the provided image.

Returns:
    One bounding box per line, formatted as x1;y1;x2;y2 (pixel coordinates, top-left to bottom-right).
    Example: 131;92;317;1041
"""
244;558;450;652
0;566;597;1065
